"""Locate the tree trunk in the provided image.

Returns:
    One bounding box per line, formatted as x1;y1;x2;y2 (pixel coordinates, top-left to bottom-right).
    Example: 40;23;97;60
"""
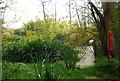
69;0;72;25
104;2;117;58
54;1;57;23
41;1;46;22
89;2;117;58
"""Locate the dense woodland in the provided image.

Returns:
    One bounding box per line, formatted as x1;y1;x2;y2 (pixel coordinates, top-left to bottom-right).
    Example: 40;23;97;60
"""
0;0;120;80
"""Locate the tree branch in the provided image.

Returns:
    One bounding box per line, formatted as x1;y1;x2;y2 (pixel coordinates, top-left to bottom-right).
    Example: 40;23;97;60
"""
90;7;99;25
89;2;104;21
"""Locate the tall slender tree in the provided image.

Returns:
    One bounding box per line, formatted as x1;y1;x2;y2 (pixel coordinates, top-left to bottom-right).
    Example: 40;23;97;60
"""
41;0;46;22
54;0;57;23
75;1;81;27
69;0;72;25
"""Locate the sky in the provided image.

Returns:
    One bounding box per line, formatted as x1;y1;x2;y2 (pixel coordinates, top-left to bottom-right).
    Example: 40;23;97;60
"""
3;0;68;29
2;0;105;29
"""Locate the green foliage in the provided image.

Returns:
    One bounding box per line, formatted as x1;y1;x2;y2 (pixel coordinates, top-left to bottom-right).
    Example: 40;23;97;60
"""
63;25;97;47
3;38;79;68
2;61;35;79
24;20;36;31
23;18;67;40
21;17;97;47
2;61;86;79
95;56;120;76
3;60;118;79
14;29;26;36
2;35;25;48
62;48;79;69
6;35;24;42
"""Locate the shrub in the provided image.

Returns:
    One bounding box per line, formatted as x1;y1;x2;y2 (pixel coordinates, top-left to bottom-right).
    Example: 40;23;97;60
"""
2;34;26;46
2;61;30;79
14;29;26;36
3;38;79;68
62;48;79;69
95;56;120;76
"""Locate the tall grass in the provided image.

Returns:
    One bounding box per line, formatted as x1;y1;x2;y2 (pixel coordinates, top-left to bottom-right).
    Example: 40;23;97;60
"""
95;56;120;77
3;58;119;79
30;52;59;79
2;61;36;79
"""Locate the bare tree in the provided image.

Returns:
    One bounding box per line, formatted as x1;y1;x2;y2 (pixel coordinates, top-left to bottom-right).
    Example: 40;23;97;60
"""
75;1;81;27
0;0;22;28
0;0;9;25
40;0;52;22
69;0;72;25
41;0;46;22
54;0;57;23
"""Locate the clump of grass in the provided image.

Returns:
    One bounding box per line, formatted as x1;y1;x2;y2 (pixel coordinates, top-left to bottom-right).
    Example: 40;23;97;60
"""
2;61;36;79
31;52;60;80
94;56;120;79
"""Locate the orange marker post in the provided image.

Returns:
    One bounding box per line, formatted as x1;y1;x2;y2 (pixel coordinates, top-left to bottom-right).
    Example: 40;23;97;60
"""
108;30;113;62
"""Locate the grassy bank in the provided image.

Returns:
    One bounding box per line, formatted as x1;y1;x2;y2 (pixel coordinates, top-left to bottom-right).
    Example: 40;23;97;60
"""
2;57;119;80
